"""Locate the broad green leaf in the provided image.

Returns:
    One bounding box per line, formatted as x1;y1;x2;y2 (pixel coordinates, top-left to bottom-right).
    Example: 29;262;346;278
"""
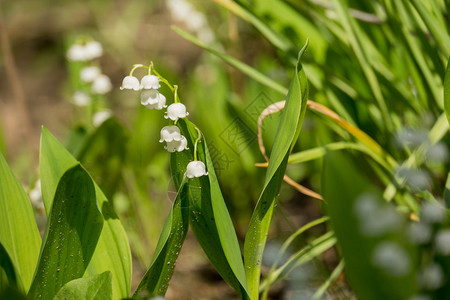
170;119;250;299
0;285;29;300
243;43;309;299
322;151;417;300
444;56;450;126
0;152;41;292
39;127;131;300
28;165;103;299
133;179;189;298
54;271;112;300
0;242;17;289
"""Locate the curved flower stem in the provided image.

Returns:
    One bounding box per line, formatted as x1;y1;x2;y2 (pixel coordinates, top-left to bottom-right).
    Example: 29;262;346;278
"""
173;85;179;103
129;64;145;76
193;127;202;161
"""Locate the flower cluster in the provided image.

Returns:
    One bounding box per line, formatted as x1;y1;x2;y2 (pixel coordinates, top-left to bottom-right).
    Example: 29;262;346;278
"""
121;63;207;178
66;38;113;127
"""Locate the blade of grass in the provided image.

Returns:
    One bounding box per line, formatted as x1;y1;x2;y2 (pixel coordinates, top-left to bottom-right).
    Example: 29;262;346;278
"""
311;259;345;299
244;44;309;299
172;26;288;95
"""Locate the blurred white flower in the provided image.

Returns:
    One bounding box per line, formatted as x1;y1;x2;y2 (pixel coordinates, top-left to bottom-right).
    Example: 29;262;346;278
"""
84;41;103;60
417;263;444;290
29;179;44;211
371;241;410;276
92;110;112;127
186;11;207;31
67;44;88;61
167;0;194;22
164;136;188;152
197;27;215;44
354;193;403;237
396;167;432;192
185;161;208;178
434;229;450;255
66;40;103;61
421;202;446;224
159;125;182;142
141;90;167;110
165;103;189;120
80;66;101;83
72;91;91;106
140;75;161;89
91;74;112;94
120;75;141;91
426;142;449;164
407;222;432;245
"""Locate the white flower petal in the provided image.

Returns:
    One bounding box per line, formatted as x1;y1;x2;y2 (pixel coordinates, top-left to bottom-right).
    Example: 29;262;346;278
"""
142;90;167;110
72;91;91;106
80;66;101;83
164;103;189;121
164;136;188;152
91;74;112;94
159;126;182;143
92;110;112;127
140;75;161;89
121;76;140;91
67;44;87;61
84;41;103;60
185;161;208;178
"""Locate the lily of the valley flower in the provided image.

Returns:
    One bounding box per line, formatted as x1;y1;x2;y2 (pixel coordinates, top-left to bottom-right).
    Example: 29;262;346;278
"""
80;66;101;83
141;75;161;89
159;125;182;142
165;103;189;120
164;136;188;152
185;161;208;178
141;90;167;110
91;74;112;94
120;76;140;91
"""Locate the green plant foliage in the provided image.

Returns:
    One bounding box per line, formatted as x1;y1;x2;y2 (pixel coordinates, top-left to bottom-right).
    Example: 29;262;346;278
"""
170;119;250;299
444;56;450;126
322;151;417;300
0;242;17;290
0;152;41;292
76;118;129;199
132;178;189;298
28;164;103;299
244;43;309;299
54;271;112;300
39;128;131;300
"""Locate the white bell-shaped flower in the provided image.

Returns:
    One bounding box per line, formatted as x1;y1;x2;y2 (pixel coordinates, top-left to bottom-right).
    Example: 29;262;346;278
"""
84;41;103;60
164;136;188;152
66;44;87;61
140;75;161;90
159;126;182;142
141;90;167;110
80;66;101;83
91;74;112;94
185;161;208;178
72;91;91;106
164;103;189;120
92;110;112;127
120;76;140;91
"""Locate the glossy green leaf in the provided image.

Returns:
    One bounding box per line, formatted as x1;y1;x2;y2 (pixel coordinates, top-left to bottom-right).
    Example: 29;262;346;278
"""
444;56;450;126
0;152;41;292
133;179;189;298
322;151;417;300
244;43;309;299
54;271;112;300
169;119;250;299
28;164;103;299
0;242;17;289
39;127;131;300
